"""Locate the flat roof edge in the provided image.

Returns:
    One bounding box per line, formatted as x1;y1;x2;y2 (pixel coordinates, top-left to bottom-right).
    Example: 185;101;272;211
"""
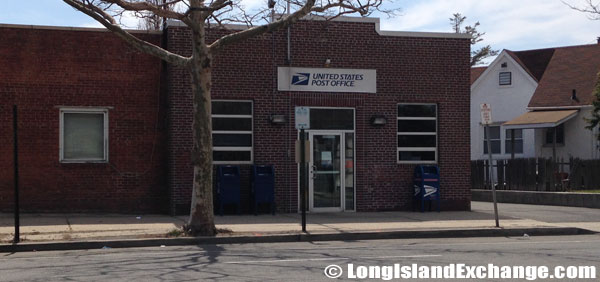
166;15;470;39
0;23;162;34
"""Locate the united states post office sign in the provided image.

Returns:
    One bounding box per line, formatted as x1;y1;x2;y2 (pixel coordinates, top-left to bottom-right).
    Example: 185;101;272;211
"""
278;67;376;93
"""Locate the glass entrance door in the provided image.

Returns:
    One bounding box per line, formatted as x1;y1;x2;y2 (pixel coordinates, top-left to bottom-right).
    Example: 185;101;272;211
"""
309;133;343;212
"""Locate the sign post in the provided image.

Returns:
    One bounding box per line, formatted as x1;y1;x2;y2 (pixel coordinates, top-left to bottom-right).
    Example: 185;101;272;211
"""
481;103;500;228
295;107;310;232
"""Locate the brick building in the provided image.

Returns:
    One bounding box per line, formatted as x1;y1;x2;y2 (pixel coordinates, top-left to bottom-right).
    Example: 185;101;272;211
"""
0;16;471;214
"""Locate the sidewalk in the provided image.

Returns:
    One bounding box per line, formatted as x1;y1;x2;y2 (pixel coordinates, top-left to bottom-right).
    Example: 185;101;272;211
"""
1;202;597;250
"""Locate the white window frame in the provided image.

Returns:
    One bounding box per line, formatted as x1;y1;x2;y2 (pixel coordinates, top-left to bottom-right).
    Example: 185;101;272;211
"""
397;103;438;164
483;125;501;155
59;107;109;163
504;128;524;155
499;71;512;86
212;100;253;164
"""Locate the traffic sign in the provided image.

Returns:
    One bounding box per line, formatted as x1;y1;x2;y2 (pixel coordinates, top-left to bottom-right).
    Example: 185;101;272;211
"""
480;103;492;125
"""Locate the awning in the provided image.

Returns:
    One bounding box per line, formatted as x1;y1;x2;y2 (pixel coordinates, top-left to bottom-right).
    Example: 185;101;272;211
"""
502;110;578;129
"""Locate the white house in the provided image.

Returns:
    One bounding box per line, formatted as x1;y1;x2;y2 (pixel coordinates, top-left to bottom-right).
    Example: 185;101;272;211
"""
470;50;540;160
471;43;600;162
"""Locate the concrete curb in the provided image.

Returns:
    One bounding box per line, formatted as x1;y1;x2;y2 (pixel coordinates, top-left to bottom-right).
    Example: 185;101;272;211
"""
1;227;595;253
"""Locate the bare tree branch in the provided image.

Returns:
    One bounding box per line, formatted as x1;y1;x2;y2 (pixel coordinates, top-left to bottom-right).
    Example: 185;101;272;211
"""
103;0;187;19
208;0;395;53
208;0;317;53
563;0;600;20
63;0;190;66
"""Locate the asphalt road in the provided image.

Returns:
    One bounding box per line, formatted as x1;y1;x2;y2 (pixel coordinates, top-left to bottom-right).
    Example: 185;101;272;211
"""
1;235;599;281
472;201;600;223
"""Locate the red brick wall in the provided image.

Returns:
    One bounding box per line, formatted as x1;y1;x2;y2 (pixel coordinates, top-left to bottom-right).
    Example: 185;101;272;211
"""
166;19;471;213
0;27;168;213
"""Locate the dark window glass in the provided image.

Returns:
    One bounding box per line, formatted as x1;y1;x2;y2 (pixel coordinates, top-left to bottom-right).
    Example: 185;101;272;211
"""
545;124;565;145
397;120;436;133
213;134;252;147
211;100;253;163
213;151;251;162
505;129;523;154
483;126;501;139
212;118;252;131
484;140;502;154
499;72;511;85
398;151;436;161
397;135;436;147
309;109;354;130
212;101;252;115
397;105;436;117
505;140;524;154
506;128;523;139
63;113;105;160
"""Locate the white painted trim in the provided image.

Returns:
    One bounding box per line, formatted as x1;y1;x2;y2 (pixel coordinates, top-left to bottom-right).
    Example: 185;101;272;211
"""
212;100;254;164
397;103;438;164
397;147;437;151
167;16;470;39
213;147;252;151
397;117;436;120
212;114;253;118
59;107;109;163
397;132;436;136
213;131;252;134
526;105;593;110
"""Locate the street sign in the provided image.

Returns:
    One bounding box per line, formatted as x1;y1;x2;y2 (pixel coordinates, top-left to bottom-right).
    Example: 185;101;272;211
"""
480;103;492;125
295;107;310;129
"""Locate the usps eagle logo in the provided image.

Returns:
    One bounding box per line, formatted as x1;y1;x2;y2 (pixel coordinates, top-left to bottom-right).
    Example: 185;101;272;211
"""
291;73;310;85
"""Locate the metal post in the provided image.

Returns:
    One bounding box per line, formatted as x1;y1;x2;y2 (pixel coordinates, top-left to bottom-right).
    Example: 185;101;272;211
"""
552;127;557;164
510;129;515;160
486;125;500;227
299;129;307;232
13;105;20;243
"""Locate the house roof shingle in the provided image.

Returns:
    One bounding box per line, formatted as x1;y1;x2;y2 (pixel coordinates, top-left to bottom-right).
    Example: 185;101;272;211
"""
506;48;555;82
527;44;600;108
471;67;487;84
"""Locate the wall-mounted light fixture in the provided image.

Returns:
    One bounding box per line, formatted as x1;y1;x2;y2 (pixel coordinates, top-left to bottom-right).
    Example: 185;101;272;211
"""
370;115;387;126
270;114;286;125
325;58;331;67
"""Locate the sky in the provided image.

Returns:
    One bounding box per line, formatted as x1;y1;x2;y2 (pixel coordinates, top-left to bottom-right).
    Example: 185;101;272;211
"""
1;0;599;65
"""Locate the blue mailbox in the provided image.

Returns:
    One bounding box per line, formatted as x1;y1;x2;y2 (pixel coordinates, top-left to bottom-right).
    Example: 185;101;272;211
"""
216;165;241;216
413;165;440;212
251;165;275;215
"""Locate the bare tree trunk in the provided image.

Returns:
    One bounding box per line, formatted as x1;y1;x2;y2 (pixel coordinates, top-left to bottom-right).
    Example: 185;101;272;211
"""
185;22;216;236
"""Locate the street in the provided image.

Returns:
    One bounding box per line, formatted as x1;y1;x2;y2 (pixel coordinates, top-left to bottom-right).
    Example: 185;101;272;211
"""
1;235;599;281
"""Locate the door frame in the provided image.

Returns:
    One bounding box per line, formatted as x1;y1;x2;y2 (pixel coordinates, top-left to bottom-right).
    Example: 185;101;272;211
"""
296;107;356;213
309;131;345;212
